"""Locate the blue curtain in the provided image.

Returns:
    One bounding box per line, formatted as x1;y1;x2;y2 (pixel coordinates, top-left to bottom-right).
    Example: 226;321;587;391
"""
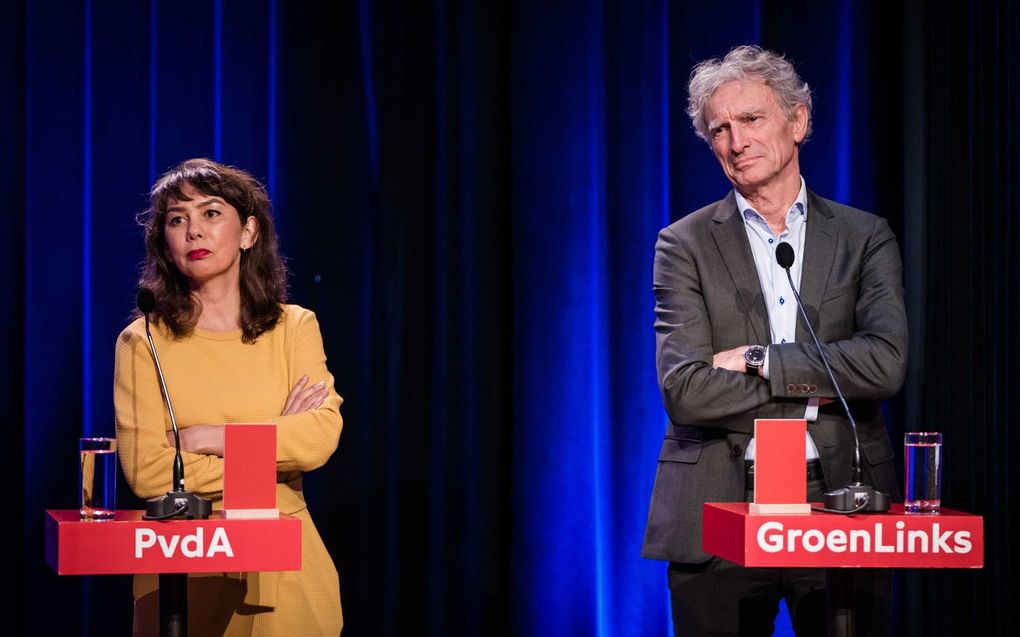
4;1;1019;635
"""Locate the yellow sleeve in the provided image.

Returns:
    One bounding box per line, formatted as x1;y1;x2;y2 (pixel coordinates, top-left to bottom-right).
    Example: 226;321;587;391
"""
113;323;225;500
271;309;343;472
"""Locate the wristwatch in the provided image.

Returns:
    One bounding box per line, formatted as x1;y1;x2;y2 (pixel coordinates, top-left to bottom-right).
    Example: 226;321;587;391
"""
744;345;767;375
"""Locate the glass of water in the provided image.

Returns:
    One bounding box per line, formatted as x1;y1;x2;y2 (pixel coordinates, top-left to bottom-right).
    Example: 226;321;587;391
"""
904;432;942;514
80;437;117;519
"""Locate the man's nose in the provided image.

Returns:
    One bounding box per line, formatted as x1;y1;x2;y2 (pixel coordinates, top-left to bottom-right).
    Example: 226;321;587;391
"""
730;126;749;153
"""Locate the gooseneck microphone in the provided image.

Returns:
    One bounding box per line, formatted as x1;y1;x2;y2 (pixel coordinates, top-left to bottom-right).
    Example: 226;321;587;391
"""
136;289;184;492
136;288;212;520
774;243;890;513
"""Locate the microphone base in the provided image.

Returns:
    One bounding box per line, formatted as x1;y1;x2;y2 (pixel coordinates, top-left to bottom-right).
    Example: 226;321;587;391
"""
145;490;213;520
822;484;890;513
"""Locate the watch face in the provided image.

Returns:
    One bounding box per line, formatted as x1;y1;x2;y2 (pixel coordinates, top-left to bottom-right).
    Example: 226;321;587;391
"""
745;346;766;366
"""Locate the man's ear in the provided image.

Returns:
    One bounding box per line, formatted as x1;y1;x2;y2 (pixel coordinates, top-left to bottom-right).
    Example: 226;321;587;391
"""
792;103;809;144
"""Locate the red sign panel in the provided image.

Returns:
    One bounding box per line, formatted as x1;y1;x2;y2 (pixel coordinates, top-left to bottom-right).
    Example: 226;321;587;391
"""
224;423;278;515
703;503;984;568
45;510;301;575
753;418;807;505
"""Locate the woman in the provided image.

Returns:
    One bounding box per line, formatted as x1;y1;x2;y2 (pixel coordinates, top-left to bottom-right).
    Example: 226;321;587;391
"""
114;158;343;635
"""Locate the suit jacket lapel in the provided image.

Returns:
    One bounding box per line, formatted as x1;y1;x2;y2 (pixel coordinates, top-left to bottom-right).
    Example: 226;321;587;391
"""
710;193;770;344
797;190;838;342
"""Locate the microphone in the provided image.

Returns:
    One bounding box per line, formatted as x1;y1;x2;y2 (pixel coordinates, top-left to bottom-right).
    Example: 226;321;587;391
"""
136;288;212;520
775;241;795;269
774;243;890;513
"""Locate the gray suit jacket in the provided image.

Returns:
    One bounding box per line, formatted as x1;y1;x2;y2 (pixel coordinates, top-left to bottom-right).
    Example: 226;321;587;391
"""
641;190;908;564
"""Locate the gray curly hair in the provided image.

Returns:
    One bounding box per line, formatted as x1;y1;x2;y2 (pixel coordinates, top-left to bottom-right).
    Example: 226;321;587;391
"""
687;45;812;143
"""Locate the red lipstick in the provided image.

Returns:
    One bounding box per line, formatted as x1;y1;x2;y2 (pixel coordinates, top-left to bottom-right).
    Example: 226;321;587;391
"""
187;249;211;260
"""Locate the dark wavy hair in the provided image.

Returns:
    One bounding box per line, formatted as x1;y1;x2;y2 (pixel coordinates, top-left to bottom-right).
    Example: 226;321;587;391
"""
137;158;288;343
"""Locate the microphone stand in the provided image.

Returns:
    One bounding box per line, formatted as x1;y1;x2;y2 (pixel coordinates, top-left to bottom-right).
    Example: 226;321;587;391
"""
776;245;889;514
136;289;212;637
139;308;212;521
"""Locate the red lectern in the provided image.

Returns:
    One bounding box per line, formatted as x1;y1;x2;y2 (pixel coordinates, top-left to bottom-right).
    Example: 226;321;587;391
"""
703;502;984;635
45;510;301;574
45;510;301;634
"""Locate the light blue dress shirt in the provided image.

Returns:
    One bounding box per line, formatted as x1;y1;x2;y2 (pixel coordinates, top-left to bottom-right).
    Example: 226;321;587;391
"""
735;177;820;461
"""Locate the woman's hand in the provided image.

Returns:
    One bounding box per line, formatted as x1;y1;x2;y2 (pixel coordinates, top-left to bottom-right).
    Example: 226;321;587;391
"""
167;425;225;457
161;375;326;457
281;374;328;416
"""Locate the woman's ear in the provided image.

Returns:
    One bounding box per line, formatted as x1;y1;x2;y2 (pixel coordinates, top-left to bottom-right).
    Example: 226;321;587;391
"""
241;215;260;250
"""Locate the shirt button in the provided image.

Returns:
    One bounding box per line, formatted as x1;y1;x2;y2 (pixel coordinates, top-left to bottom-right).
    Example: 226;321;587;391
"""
779;297;785;305
781;338;787;343
768;238;774;244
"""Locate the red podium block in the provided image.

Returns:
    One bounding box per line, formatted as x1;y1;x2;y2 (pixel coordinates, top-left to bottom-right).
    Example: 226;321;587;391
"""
703;502;983;569
45;510;301;575
751;418;809;514
223;424;278;518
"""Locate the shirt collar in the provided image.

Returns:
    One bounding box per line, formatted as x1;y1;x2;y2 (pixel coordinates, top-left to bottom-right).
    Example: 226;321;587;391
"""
735;176;808;225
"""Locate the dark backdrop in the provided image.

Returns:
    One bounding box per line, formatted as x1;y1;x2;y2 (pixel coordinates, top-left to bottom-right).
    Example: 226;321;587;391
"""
2;1;1017;635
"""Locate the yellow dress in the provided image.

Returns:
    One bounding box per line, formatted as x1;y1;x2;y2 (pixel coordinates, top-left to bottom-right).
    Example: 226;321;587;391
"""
114;304;344;636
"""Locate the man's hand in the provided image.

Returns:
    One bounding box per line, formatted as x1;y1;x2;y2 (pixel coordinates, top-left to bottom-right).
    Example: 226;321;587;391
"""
713;345;752;373
281;375;328;416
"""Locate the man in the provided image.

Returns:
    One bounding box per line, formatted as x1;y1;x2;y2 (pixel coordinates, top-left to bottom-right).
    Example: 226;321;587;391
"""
641;45;907;635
